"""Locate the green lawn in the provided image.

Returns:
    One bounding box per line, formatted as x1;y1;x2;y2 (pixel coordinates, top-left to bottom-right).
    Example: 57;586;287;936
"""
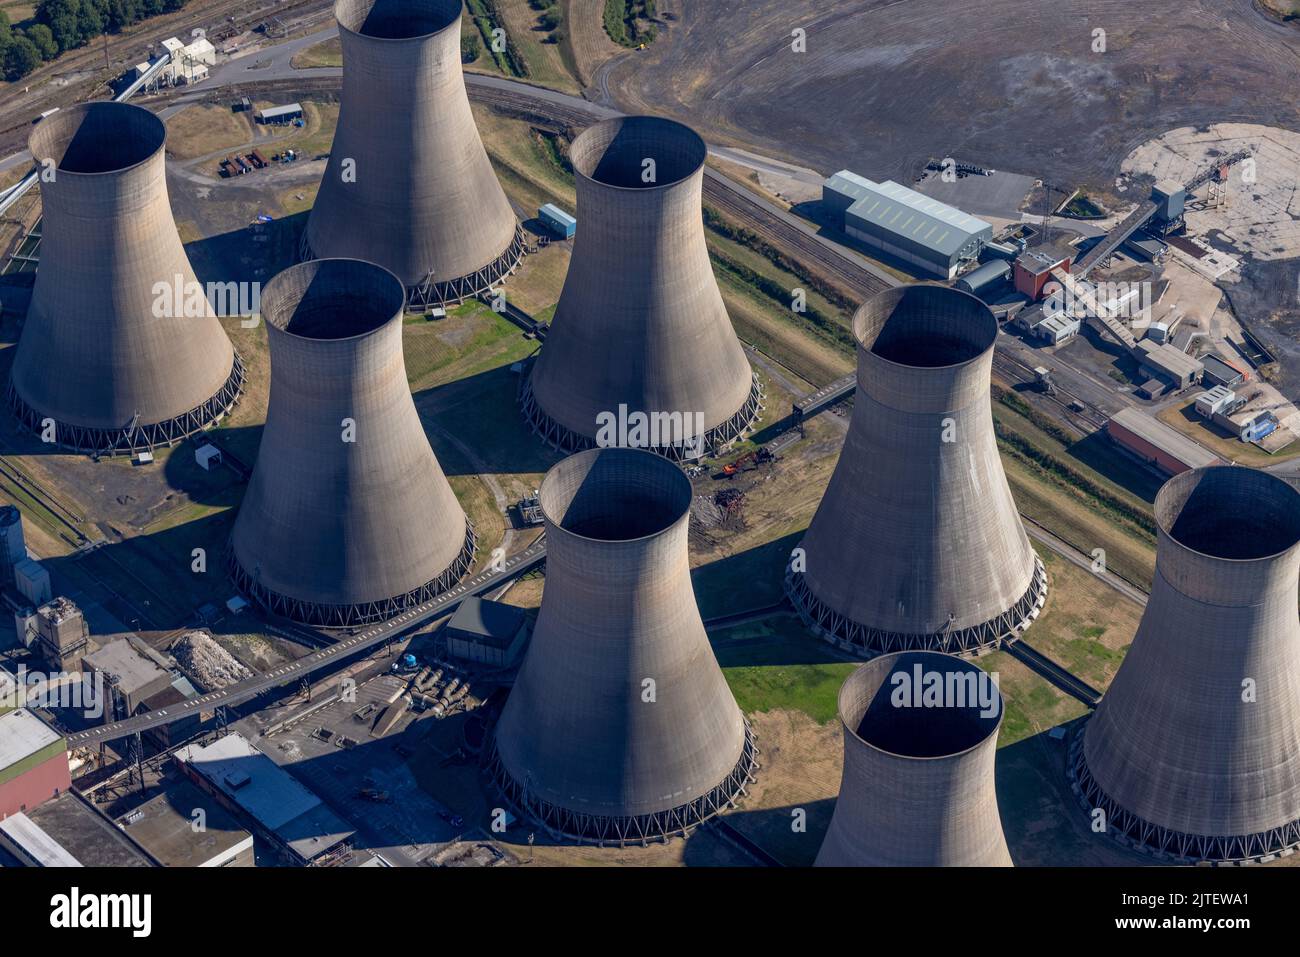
712;616;855;725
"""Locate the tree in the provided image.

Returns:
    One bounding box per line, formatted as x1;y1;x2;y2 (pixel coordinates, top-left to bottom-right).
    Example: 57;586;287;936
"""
0;10;13;47
461;32;480;63
37;0;82;52
4;35;42;80
25;24;58;59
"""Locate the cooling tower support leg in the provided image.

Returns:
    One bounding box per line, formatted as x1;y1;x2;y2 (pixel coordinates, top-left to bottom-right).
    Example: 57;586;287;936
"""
1067;726;1300;864
6;353;246;456
519;371;765;462
485;721;760;846
785;555;1048;657
300;224;527;311
226;521;477;628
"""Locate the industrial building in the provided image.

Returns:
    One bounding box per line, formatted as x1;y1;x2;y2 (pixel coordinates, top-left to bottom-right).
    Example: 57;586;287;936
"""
954;259;1010;299
304;0;524;307
117;779;254;867
823;171;992;279
8;101;244;454
1135;340;1203;394
1200;353;1250;388
816;653;1011;867
523;116;761;460
254;102;302;125
444;597;529;668
13;557;50;608
788;285;1047;656
175;733;354;866
1072;467;1300;863
1012;244;1074;301
1195;385;1242;420
32;597;88;672
0;707;70;819
0;505;25;584
160;35;215;84
1106;408;1223;475
82;638;176;721
2;790;154;866
490;448;758;843
229;260;474;627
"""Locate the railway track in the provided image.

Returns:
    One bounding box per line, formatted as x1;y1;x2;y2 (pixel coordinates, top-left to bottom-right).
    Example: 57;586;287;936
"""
991;348;1110;433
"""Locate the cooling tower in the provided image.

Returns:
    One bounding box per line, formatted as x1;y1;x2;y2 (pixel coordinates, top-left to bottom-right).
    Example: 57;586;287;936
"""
228;259;474;627
8;102;243;454
1071;466;1300;863
787;284;1046;655
816;651;1012;866
521;116;761;460
489;447;757;843
303;0;524;308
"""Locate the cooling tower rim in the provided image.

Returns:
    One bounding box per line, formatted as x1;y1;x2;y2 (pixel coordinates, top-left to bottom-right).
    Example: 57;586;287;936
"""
853;283;997;371
571;115;708;193
1156;465;1300;563
29;101;164;178
261;258;406;343
334;0;461;42
539;446;692;544
839;651;1003;762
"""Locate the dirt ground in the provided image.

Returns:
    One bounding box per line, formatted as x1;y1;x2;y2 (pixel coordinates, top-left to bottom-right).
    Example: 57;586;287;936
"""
602;0;1300;190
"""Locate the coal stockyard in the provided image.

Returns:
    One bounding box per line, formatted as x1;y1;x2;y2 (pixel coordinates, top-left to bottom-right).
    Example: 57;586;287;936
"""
0;0;1295;936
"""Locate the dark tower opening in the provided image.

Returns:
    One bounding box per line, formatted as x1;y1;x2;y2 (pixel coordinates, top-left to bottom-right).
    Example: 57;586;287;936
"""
858;285;997;368
540;448;691;541
262;259;405;340
337;0;460;38
1159;468;1300;561
573;116;708;191
848;652;1001;758
31;102;164;174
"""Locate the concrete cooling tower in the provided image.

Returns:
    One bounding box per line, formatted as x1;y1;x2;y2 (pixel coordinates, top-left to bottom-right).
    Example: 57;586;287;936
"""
521;116;761;460
303;0;524;308
1071;466;1300;863
787;284;1046;656
489;447;758;843
816;651;1012;866
228;259;474;627
8;101;244;454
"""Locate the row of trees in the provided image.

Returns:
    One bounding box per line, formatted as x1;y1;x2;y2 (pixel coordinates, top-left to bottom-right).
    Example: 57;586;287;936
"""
0;0;188;82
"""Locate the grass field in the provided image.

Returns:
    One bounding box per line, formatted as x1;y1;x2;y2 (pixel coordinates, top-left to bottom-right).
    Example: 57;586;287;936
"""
1020;549;1140;692
164;105;255;161
290;35;341;68
713;615;856;725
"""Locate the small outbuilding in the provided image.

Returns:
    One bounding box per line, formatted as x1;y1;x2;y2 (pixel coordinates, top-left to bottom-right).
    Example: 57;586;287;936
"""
444;597;528;668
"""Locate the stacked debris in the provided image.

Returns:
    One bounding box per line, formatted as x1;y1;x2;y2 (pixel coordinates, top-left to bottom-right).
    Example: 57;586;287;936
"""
171;631;253;690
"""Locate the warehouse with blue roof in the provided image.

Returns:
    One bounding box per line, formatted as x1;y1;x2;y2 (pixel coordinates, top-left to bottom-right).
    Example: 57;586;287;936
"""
824;170;992;279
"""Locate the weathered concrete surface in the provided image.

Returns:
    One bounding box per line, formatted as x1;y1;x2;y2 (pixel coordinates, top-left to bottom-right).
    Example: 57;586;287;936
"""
1079;467;1300;861
816;651;1012;867
305;0;519;293
230;259;470;624
11;102;237;438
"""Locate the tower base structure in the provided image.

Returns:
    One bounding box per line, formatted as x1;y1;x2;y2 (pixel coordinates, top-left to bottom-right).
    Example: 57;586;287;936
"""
786;554;1048;657
300;223;526;310
519;371;765;462
486;721;758;846
1068;730;1300;864
6;354;246;456
228;521;476;629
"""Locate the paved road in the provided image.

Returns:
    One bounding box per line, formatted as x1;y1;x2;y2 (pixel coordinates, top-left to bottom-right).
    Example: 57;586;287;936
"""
66;539;547;745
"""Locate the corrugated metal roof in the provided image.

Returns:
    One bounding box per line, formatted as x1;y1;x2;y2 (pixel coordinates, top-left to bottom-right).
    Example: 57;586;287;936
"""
826;171;991;258
1109;408;1222;469
257;103;303;120
0;812;81;866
